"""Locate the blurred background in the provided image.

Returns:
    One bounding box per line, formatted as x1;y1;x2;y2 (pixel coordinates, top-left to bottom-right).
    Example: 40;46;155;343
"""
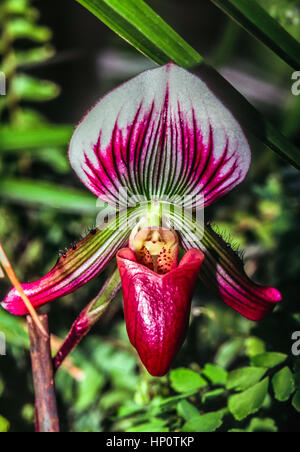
0;0;300;432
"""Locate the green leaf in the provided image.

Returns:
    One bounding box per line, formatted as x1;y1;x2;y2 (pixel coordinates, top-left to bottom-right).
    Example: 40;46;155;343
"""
215;338;244;368
154;392;198;407
0;415;10;433
272;367;295;402
0;309;29;349
182;411;223;433
202;364;228;385
4;0;30;15
15;46;55;67
227;367;267;391
28;148;69;174
263;121;300;170
11;74;60;102
177;400;200;421
230;417;277;433
228;378;269;421
245;337;266;358
74;365;106;412
210;0;300;69
170;368;207;393
292;390;300;412
0;126;73;151
75;0;202;67
76;0;300;170
6;18;52;42
202;389;225;404
127;419;168;433
251;352;287;368
247;417;278;433
0;178;107;213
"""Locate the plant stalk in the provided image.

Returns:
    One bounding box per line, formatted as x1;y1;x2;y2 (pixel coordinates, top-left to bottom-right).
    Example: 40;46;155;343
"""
27;314;60;433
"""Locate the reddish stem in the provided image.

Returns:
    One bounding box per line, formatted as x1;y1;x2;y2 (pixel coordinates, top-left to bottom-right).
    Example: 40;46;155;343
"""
53;306;91;372
27;314;60;433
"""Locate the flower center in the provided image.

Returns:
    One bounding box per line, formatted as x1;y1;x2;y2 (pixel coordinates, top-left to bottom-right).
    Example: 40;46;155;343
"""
129;227;179;274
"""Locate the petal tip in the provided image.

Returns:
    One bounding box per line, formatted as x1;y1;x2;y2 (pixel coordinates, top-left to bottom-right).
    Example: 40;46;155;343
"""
1;289;28;316
263;286;282;304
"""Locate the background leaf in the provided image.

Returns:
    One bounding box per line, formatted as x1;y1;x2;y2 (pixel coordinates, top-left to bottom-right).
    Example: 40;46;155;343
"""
228;378;269;421
210;0;300;69
227;367;267;391
230;417;278;432
246;417;278;432
181;411;224;433
127;419;168;433
0;126;73;151
0;415;10;433
11;74;60;102
177;400;200;421
292;390;300;413
245;337;266;358
169;368;207;393
272;367;295;402
202;363;228;385
0;179;106;213
251;352;287;368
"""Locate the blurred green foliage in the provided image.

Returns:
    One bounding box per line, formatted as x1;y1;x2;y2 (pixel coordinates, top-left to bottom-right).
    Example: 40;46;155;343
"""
0;0;300;432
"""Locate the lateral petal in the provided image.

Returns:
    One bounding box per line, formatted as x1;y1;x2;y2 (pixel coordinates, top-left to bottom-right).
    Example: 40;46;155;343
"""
1;209;142;315
167;206;282;321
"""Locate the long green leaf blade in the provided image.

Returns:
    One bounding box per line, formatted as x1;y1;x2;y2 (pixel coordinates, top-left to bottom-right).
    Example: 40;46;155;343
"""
264;121;300;169
210;0;300;69
0;179;104;213
0;125;73;151
75;0;202;67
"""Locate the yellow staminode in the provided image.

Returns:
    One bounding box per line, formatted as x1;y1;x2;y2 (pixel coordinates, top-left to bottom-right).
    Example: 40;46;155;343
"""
129;227;179;274
0;243;47;336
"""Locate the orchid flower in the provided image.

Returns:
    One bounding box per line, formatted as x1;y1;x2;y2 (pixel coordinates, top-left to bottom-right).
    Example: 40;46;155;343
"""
1;64;282;376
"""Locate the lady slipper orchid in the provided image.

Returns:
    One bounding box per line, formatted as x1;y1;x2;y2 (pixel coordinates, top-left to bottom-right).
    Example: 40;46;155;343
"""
0;64;282;376
117;228;204;376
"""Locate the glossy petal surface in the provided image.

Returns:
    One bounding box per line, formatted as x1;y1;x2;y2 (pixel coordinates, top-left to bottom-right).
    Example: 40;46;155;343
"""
117;247;204;376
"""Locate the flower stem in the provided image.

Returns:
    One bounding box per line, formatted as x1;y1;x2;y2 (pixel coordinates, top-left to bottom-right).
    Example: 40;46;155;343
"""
27;314;60;433
53;266;121;372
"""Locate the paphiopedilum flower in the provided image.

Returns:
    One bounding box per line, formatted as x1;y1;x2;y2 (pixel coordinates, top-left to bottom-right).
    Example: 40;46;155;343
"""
1;64;282;376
